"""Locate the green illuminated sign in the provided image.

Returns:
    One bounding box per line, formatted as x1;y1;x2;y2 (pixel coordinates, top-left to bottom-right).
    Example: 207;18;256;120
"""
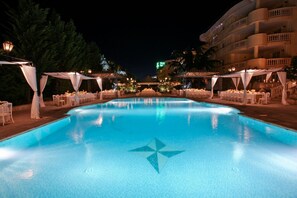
156;62;165;69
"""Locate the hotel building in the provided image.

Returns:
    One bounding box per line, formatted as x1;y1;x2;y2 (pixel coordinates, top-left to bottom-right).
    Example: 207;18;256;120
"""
200;0;297;73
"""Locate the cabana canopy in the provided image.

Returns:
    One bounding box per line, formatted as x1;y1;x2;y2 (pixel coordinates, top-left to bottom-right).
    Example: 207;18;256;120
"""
213;68;282;79
44;72;94;80
44;72;96;105
210;68;288;105
0;61;39;119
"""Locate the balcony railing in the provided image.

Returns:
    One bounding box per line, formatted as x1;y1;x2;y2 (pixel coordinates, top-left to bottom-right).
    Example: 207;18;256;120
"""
219;32;292;53
230;39;247;51
222;58;291;72
266;58;291;67
269;7;292;18
267;33;292;42
217;17;248;42
230;17;248;31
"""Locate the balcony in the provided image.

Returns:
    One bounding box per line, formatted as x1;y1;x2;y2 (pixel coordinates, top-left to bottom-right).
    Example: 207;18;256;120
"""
267;32;292;43
266;58;291;68
229;39;248;51
248;8;268;24
247;58;266;69
269;7;292;18
224;17;248;34
248;33;267;48
222;58;291;71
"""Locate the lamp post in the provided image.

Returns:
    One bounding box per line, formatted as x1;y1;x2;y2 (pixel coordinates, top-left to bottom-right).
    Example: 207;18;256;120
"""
87;69;92;91
2;41;31;65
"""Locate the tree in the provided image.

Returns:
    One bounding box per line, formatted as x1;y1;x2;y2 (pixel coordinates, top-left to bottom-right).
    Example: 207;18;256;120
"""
194;45;220;71
1;0;103;104
6;0;59;76
285;56;297;80
84;42;102;72
170;45;220;74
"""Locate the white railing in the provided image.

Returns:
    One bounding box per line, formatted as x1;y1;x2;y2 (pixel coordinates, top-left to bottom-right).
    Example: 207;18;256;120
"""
267;33;291;42
269;7;292;18
266;58;291;67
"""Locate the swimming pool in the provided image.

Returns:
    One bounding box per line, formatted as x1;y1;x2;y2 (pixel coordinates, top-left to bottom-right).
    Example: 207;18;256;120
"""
0;97;297;197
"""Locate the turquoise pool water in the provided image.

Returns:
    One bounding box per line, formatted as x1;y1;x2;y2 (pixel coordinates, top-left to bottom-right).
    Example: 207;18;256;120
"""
0;97;297;197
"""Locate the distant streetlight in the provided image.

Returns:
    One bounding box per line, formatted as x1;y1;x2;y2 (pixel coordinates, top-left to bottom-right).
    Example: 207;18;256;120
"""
3;41;14;52
88;69;92;74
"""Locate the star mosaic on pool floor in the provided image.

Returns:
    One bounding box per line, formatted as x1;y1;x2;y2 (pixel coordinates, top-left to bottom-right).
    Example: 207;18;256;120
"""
129;138;184;173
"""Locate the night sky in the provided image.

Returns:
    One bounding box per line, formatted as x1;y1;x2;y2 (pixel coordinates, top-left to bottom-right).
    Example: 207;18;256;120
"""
3;0;242;79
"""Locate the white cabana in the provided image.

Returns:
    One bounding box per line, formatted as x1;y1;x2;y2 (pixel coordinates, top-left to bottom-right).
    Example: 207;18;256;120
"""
210;68;287;105
0;61;40;119
92;72;124;100
96;77;103;100
39;75;48;107
44;72;94;105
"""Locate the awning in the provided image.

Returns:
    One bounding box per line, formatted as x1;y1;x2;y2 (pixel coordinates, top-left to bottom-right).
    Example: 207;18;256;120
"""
44;72;94;80
210;68;288;105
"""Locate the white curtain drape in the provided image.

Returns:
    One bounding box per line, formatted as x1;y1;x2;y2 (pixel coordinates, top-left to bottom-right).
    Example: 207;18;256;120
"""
231;77;240;90
240;70;253;105
20;65;40;119
266;72;272;83
69;72;83;105
277;71;288;105
39;75;48;107
210;77;218;99
96;77;103;100
96;77;103;90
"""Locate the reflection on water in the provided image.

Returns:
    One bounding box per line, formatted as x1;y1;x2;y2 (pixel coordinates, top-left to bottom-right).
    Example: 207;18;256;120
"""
243;126;251;143
211;114;218;130
187;114;191;126
156;102;166;124
71;129;84;144
144;98;153;105
19;169;34;180
232;143;244;162
95;113;103;126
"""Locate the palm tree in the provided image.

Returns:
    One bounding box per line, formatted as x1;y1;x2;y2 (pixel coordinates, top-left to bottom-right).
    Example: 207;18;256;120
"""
170;44;220;74
193;45;220;71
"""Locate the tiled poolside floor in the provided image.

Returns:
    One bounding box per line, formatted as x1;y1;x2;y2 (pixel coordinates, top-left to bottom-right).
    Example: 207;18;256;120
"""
0;95;296;141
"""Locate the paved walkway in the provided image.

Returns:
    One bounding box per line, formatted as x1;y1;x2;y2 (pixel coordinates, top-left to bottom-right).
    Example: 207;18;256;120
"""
1;96;296;141
201;97;297;131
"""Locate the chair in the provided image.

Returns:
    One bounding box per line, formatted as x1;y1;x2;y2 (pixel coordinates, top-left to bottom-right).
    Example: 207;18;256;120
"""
0;102;14;126
52;95;66;106
258;92;270;105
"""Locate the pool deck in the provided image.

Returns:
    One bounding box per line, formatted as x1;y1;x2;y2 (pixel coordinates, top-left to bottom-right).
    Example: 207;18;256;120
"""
1;95;297;141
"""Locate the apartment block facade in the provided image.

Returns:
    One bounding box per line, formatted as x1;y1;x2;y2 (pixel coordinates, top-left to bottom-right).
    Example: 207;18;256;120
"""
200;0;297;73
